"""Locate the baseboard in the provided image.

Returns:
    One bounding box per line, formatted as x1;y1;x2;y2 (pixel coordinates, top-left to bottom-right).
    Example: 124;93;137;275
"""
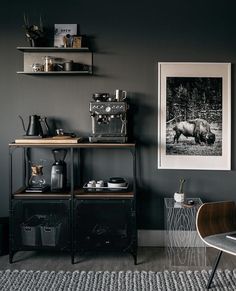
138;230;204;247
138;230;164;246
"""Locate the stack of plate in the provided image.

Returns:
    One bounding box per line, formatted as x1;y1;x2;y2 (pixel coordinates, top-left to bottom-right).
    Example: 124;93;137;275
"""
107;177;126;188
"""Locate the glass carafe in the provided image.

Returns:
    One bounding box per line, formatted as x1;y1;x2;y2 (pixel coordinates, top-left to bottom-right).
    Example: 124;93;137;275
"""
29;164;46;188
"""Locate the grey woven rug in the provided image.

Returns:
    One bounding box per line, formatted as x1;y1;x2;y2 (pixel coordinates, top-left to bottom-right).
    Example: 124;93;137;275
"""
0;269;236;290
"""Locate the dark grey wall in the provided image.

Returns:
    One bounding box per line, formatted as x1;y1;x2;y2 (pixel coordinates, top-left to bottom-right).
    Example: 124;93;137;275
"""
1;0;236;228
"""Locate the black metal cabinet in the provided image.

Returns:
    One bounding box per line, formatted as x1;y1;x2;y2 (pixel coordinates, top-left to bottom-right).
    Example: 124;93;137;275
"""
73;143;137;264
9;143;137;264
9;144;74;264
75;199;135;253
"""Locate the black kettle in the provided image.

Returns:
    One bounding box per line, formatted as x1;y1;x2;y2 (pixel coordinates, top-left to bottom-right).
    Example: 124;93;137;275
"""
19;115;49;137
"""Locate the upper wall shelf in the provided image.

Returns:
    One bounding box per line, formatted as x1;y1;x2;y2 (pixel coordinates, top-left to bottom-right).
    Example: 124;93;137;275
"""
17;47;93;75
17;47;90;52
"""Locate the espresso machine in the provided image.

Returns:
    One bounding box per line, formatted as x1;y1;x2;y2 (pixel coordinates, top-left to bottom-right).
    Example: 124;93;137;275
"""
89;92;128;143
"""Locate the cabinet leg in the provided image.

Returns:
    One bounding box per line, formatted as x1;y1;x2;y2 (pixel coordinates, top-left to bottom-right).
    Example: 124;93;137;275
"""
131;250;137;265
71;252;75;264
9;251;14;264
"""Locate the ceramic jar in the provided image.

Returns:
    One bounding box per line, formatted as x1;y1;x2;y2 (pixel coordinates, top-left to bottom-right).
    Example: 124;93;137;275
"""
174;192;185;203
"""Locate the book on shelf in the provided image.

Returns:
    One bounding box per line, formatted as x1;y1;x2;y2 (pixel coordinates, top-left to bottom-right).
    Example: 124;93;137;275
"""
226;233;236;240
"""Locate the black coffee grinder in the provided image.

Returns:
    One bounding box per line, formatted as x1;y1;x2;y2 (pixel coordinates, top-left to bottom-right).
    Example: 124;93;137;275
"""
51;149;67;192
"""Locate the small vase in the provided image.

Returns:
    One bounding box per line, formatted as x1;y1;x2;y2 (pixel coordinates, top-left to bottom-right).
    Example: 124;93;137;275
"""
174;192;185;203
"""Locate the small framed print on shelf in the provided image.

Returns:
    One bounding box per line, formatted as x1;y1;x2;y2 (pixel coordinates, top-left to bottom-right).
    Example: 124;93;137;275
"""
54;24;77;47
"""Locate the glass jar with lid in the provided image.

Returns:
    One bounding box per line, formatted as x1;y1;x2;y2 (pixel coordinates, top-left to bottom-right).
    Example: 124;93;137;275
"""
43;56;54;72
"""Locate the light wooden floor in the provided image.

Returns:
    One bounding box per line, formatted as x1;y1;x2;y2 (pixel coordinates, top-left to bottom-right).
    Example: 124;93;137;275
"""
0;247;235;271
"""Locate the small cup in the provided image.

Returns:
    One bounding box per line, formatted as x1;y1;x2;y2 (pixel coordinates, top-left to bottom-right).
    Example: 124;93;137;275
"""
56;128;64;136
97;180;104;186
88;180;96;188
115;89;127;101
96;180;104;187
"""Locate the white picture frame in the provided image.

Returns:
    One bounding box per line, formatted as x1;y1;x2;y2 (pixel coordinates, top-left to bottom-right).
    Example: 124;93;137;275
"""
158;62;231;170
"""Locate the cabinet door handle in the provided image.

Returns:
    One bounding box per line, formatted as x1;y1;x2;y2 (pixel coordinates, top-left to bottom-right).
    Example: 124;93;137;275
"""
43;227;52;232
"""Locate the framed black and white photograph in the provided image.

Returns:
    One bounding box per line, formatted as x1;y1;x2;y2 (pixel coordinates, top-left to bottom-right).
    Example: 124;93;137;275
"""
158;62;231;170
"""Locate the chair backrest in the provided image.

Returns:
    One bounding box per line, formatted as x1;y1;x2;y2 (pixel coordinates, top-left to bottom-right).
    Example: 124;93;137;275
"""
196;201;236;239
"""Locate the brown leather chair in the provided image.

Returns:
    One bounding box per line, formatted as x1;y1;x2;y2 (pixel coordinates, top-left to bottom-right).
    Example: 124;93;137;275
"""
196;201;236;289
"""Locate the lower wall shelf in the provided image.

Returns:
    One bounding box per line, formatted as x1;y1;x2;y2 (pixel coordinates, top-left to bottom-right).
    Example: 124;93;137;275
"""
17;71;92;75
